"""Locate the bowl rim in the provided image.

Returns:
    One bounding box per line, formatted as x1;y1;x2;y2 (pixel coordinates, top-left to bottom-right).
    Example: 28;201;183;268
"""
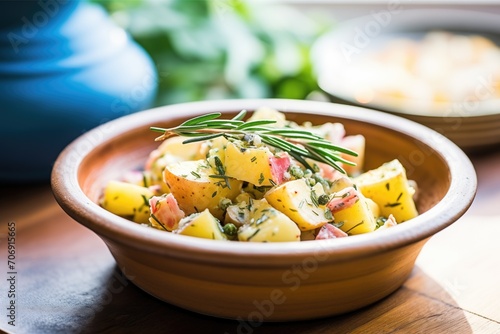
51;98;477;266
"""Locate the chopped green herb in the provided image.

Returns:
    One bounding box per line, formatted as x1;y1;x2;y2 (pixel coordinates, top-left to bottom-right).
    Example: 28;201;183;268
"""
209;174;231;189
324;209;333;220
332;221;344;228
150;213;168;231
247;228;261;241
298;199;305;209
255;214;269;225
310;190;319;207
141;194;150;207
345;221;364;234
258;173;265;185
214;156;225;176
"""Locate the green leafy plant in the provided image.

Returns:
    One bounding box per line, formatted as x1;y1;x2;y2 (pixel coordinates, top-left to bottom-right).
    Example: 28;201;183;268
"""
93;0;328;105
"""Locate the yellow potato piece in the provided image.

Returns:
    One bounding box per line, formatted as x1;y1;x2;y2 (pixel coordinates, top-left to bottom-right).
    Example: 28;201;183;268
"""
175;209;227;240
353;159;418;222
366;197;380;218
265;179;331;231
248;107;287;128
242;183;267;200
331;192;377;235
146;136;206;193
101;180;154;224
154;136;205;160
225;141;283;187
238;199;300;242
330;176;354;193
163;159;242;220
205;136;229;169
340;134;365;176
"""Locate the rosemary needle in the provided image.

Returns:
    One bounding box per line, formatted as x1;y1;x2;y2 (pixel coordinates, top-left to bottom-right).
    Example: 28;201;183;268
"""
150;110;357;174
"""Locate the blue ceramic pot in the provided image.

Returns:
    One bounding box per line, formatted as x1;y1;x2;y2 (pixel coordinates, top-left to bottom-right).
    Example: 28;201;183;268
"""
0;0;158;182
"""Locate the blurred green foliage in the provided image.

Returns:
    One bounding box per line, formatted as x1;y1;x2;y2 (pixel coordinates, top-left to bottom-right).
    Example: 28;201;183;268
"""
93;0;329;106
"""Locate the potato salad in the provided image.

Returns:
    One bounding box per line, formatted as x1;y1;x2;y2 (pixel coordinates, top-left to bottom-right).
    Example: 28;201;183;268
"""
100;108;418;242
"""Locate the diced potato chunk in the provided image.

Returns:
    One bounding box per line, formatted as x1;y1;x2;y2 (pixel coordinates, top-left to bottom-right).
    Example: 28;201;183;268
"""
205;136;228;169
148;136;205;164
265;179;331;231
248;107;287;127
353;159;418;222
145;136;206;192
237;198;301;242
328;187;377;235
366;197;380;218
174;209;227;240
329;176;354;193
163;160;243;220
101;180;154;224
224;140;290;187
340;134;365;176
242;182;268;200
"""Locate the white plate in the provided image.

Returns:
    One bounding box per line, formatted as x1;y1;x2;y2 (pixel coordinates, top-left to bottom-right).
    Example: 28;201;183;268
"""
311;8;500;151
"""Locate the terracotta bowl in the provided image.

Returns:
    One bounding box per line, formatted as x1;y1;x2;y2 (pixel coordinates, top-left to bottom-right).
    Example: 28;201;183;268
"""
51;99;476;322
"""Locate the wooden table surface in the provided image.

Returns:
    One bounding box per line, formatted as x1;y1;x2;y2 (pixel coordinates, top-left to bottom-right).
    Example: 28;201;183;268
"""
1;148;500;334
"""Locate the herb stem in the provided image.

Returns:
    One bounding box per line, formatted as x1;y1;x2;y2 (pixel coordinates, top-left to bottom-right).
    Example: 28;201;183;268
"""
151;110;357;174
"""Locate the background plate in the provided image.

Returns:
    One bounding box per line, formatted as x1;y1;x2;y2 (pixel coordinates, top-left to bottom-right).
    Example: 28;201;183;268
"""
312;8;500;151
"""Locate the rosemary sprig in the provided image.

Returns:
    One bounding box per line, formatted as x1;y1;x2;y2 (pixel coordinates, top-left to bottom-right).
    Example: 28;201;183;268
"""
150;110;357;174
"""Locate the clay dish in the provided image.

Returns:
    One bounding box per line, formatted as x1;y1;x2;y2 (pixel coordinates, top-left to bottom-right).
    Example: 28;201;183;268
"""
52;99;476;321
